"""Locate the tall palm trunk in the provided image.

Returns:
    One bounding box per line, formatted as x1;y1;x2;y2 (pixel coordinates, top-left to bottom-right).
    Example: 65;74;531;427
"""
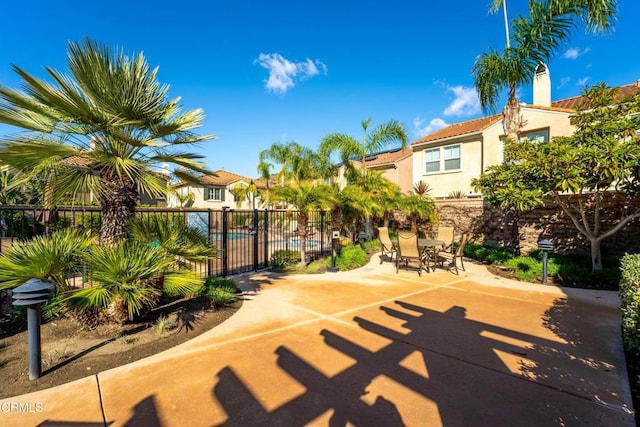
503;86;523;146
297;212;309;264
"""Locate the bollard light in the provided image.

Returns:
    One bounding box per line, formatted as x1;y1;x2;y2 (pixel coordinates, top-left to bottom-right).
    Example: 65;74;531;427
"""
538;239;554;285
12;278;55;380
328;230;340;272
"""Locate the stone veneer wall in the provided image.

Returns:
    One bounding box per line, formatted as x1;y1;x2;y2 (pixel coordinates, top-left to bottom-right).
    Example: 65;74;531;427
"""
393;195;640;259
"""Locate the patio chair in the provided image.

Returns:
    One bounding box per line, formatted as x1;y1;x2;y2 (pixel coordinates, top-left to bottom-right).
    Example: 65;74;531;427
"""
377;227;397;264
435;226;455;251
396;231;429;276
435;233;469;275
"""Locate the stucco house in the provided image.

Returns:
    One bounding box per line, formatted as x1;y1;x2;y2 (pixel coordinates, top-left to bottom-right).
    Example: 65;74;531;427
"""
169;169;266;210
410;67;582;198
334;147;413;193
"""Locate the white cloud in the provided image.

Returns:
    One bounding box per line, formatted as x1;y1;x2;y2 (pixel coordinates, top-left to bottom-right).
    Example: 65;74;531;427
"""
558;76;571;89
414;116;448;137
562;47;591;60
443;86;480;117
576;77;590;86
255;53;327;95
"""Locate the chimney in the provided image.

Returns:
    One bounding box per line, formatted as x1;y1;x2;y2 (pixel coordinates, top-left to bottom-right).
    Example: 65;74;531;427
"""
533;63;551;107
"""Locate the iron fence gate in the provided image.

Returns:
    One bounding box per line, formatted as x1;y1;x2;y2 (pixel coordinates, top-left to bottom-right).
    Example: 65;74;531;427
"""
0;205;333;281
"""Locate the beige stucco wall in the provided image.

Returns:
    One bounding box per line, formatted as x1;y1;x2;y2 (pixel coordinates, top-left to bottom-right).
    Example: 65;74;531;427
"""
411;109;574;198
168;181;255;210
412;133;487;198
372;155;413;194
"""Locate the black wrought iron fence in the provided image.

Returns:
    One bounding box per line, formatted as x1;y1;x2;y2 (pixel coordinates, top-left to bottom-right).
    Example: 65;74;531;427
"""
0;205;333;284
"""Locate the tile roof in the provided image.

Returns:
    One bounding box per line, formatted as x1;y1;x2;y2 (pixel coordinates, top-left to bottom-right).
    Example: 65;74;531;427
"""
412;80;640;146
411;115;502;146
196;169;251;186
551;81;640;110
62;155;94;168
358;147;413;168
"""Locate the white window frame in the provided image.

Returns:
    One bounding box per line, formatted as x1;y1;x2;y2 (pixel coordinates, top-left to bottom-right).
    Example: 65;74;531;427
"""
423;144;461;174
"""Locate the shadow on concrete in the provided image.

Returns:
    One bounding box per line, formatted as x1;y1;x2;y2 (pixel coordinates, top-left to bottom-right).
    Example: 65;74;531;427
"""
41;294;632;425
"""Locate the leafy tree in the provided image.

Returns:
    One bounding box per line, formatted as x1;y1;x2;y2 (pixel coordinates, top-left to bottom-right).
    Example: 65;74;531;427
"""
272;182;334;264
474;0;617;143
473;84;640;271
0;39;213;244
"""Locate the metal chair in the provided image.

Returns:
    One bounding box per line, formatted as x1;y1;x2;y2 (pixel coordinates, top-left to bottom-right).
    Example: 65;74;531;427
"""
436;233;469;275
435;226;454;252
396;231;429;276
377;227;397;263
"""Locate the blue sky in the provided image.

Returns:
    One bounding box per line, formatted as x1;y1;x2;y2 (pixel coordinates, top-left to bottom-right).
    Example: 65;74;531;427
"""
1;0;639;178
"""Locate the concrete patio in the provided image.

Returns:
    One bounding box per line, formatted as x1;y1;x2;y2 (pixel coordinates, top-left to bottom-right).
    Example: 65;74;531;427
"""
0;255;634;426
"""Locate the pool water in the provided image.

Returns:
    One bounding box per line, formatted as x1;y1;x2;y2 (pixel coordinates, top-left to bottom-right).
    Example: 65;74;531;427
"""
271;239;321;248
210;232;252;240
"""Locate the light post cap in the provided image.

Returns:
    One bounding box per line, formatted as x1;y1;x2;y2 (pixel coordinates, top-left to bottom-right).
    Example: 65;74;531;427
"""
538;239;554;251
12;278;55;306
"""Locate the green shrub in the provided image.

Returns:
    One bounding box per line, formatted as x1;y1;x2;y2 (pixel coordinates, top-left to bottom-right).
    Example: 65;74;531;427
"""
464;243;513;264
271;250;301;269
363;238;380;253
200;277;239;308
620;254;640;350
504;256;559;282
329;244;367;271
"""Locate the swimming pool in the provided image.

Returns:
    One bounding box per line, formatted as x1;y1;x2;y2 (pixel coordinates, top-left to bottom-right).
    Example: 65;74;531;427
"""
210;232;252;240
270;239;322;248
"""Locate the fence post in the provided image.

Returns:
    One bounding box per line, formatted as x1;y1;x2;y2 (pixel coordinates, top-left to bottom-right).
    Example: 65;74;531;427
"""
263;210;269;269
222;206;229;277
208;209;215;277
252;209;259;271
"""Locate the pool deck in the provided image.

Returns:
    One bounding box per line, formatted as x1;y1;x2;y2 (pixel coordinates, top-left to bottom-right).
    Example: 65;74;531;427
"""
0;254;634;426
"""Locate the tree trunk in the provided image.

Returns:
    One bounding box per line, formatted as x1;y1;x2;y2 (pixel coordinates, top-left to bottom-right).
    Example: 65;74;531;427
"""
98;175;139;245
106;295;129;325
298;212;308;264
364;216;375;239
590;238;603;272
503;88;523;149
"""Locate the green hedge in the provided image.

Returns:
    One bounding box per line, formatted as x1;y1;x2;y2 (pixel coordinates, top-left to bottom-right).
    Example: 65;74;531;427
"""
328;244;367;271
620;254;640;350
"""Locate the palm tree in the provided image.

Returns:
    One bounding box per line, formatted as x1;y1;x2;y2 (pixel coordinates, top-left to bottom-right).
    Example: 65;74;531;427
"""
0;228;95;291
0;39;214;244
272;182;334;264
320;119;408;177
230;179;261;209
398;193;436;233
474;0;617;143
342;170;401;238
259;141;308;187
320;119;408;236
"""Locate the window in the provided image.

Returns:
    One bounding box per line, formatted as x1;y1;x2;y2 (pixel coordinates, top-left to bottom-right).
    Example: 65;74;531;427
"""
205;187;224;201
521;129;549;143
443;145;461;170
424;149;440;173
424;144;461;173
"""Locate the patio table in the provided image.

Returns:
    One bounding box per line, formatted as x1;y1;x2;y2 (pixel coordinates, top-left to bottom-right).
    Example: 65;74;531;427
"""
418;239;445;271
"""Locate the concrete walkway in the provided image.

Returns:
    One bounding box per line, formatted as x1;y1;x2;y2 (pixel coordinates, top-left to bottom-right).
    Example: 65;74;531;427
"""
0;255;634;426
